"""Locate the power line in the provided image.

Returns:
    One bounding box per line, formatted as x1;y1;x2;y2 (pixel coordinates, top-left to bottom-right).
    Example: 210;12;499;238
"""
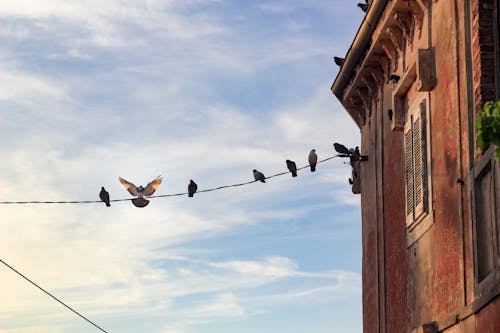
0;258;110;333
0;155;340;205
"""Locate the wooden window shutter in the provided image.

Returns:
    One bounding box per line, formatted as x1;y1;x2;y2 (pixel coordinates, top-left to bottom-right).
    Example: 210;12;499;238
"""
405;119;415;225
413;101;428;220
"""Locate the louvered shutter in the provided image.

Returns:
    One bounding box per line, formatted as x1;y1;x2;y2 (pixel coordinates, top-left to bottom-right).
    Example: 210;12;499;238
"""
413;103;427;220
405;119;415;226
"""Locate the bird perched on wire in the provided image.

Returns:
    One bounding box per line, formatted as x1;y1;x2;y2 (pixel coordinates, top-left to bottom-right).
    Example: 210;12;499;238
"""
118;175;162;208
188;180;198;197
308;149;318;172
99;187;110;207
286;160;298;177
334;57;344;67
253;169;266;183
357;3;369;12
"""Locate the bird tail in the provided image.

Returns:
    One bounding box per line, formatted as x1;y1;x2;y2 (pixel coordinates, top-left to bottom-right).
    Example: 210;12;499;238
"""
310;166;316;172
261;180;266;183
106;202;111;207
292;172;297;177
188;193;194;197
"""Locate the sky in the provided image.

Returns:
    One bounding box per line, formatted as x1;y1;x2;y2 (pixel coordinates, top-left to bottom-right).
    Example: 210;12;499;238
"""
0;1;365;333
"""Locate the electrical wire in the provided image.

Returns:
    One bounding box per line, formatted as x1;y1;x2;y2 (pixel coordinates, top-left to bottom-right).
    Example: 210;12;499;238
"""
0;258;110;333
0;155;340;205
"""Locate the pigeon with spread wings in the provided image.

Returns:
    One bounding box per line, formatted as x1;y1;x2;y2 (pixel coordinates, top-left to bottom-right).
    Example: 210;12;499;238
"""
119;176;163;207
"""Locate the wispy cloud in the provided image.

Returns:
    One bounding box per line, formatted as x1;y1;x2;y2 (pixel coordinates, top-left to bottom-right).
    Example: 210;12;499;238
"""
0;1;363;332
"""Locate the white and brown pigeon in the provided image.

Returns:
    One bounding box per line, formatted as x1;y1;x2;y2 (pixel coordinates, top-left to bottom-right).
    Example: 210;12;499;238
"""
119;176;162;207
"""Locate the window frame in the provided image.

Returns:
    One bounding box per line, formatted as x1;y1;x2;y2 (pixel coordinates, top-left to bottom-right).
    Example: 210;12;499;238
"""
469;145;500;301
404;94;434;246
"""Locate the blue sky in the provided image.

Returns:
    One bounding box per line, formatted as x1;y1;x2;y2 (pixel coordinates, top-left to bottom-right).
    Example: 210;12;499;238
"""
0;1;364;332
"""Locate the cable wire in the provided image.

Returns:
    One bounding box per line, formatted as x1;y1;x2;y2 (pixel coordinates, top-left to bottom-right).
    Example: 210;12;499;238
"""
0;155;340;205
0;258;110;333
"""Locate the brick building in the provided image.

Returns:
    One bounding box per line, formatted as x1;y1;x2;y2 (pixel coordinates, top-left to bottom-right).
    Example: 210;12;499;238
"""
331;1;499;332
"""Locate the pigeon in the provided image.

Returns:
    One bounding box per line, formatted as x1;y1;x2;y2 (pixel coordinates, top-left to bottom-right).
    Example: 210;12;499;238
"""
334;143;351;156
357;3;369;12
308;149;318;172
334;57;344;67
188;180;198;197
253;169;266;183
99;187;110;207
389;74;400;84
119;176;162;208
286;160;297;177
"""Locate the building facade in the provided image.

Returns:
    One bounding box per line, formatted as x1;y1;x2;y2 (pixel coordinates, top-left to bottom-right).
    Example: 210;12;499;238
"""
332;0;500;332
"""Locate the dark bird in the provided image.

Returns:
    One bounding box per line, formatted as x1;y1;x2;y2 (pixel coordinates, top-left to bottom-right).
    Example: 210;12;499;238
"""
119;176;163;208
357;3;369;12
333;143;350;156
334;56;344;67
253;169;266;183
389;74;400;84
99;187;110;207
308;149;318;172
188;180;198;197
286;160;298;177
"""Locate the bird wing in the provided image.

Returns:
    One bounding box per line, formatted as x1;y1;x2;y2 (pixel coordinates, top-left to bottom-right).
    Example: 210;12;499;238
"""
119;177;141;197
143;176;162;197
334;143;350;155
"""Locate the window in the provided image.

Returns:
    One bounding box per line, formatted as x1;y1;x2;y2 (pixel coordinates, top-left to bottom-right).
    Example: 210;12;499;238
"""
405;96;432;244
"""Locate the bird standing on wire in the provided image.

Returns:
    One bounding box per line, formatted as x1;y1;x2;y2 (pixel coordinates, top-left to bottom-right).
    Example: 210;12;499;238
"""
119;176;163;207
286;160;298;177
99;187;110;207
253;169;266;183
308;149;318;172
188;180;198;197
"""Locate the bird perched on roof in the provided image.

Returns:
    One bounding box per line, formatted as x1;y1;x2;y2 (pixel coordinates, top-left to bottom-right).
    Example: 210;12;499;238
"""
334;57;344;67
99;187;110;207
308;149;318;172
253;169;266;183
119;175;162;208
188;180;198;197
334;142;351;157
388;74;400;84
286;160;298;177
357;3;369;12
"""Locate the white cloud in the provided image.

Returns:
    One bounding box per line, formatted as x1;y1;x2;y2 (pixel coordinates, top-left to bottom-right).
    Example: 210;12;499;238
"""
0;1;364;332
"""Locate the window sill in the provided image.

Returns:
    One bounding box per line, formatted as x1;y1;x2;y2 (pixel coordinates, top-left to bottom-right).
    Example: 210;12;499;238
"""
406;213;434;247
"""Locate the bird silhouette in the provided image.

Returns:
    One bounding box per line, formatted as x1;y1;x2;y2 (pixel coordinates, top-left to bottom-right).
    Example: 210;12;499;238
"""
334;57;344;66
357;3;369;12
389;74;400;84
119;176;162;208
334;143;351;156
99;187;110;207
188;180;198;197
253;169;266;183
286;160;298;177
308;149;318;172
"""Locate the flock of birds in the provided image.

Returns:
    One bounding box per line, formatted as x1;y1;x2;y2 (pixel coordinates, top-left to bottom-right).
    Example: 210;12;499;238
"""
97;3;376;209
98;146;357;208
